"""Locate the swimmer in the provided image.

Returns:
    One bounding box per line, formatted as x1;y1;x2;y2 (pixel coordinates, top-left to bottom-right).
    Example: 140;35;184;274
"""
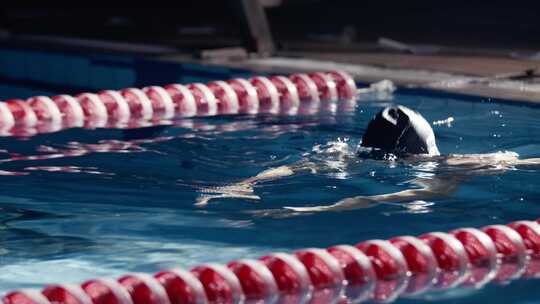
195;105;540;213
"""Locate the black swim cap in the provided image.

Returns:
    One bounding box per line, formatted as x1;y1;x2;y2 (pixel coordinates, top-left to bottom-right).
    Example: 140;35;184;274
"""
361;105;440;155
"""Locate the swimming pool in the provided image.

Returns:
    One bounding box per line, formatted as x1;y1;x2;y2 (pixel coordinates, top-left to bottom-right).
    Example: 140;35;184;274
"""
1;48;540;303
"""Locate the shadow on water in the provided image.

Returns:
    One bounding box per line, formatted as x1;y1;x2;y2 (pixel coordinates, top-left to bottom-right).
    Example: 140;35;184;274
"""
0;205;96;259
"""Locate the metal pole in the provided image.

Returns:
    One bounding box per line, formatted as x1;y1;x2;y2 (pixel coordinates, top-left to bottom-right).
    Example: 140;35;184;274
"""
233;0;276;56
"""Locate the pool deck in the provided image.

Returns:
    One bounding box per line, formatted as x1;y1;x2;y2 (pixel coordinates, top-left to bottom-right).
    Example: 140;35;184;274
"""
191;50;540;104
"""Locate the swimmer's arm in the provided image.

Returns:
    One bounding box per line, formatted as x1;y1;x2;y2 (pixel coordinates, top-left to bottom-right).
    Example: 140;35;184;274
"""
195;161;317;206
284;176;463;213
515;158;540;166
284;189;433;212
444;154;540;169
241;161;317;185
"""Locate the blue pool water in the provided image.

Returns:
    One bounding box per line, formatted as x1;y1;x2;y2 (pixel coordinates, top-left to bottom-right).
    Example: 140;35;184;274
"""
1;49;540;303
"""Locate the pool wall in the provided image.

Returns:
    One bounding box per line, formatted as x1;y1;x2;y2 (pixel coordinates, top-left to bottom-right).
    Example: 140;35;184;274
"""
0;46;253;99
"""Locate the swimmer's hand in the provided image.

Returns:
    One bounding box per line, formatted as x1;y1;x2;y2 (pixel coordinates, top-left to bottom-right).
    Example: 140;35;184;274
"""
195;183;260;207
195;165;300;207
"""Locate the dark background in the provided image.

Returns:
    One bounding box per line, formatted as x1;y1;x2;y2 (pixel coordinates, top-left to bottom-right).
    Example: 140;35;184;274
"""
1;1;540;54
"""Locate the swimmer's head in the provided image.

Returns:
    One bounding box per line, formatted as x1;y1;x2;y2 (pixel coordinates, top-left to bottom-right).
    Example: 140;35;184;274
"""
361;105;440;156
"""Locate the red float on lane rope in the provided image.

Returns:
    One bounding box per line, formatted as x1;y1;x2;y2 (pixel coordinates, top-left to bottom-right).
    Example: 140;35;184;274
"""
327;71;357;100
97;91;131;125
0;102;15;130
76;93;108;128
356;240;407;282
327;245;375;303
308;72;338;102
482;225;527;282
191;264;244;304
3;290;51;304
28;96;62;126
389;236;437;294
187;83;218;116
289;74;320;103
356;240;408;302
227;259;278;302
259;252;312;303
118;273;171;304
450;228;498;287
250;76;280;114
51;95;85;128
327;245;375;287
227;78;259;114
81;278;133;304
419;232;469;289
294;248;344;304
508;221;540;278
289;74;322;115
207;81;240;115
5;99;38;127
120;88;153;120
164;84;197;117
42;284;92;304
270;76;300;115
294;248;344;289
154;269;207;304
142;86;175;119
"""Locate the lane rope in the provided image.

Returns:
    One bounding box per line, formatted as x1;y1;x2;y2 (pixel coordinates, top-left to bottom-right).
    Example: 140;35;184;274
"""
3;218;540;303
0;71;357;137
